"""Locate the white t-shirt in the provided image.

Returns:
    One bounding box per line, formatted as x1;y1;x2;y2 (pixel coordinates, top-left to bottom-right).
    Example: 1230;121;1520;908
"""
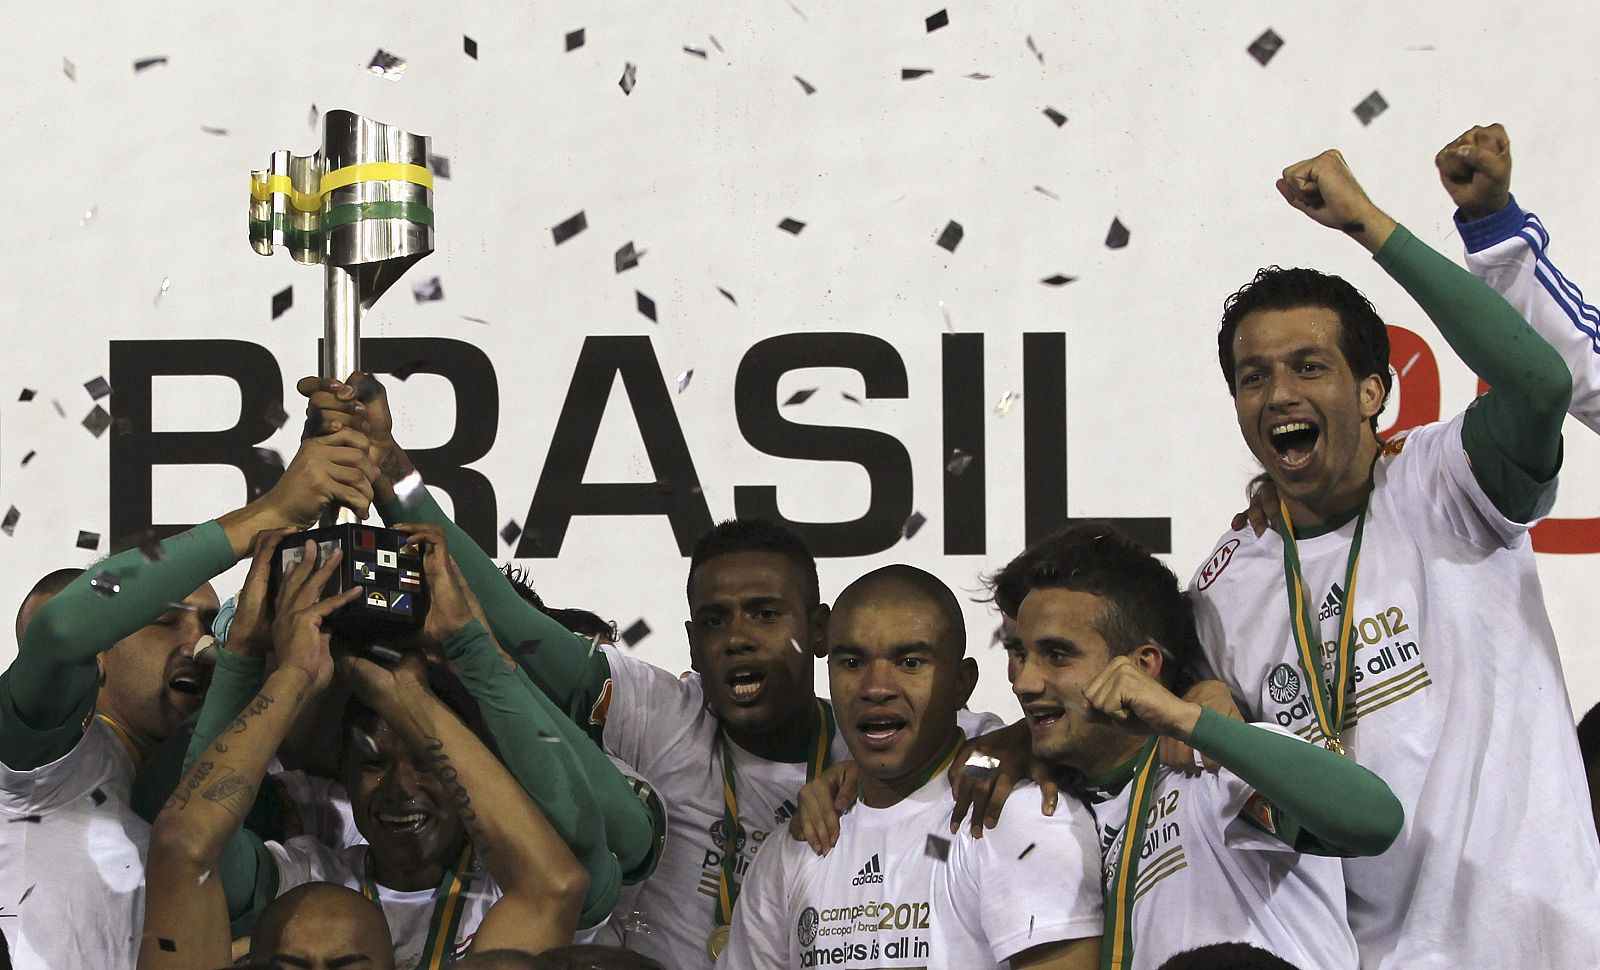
590;646;1002;970
1189;414;1600;970
268;837;501;969
271;766;359;848
1089;729;1357;970
0;717;146;970
928;784;1103;968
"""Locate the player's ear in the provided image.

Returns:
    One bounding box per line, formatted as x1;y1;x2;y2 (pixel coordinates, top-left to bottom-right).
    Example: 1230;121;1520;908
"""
1130;643;1165;681
957;657;979;707
1358;371;1386;420
809;603;831;659
684;620;700;673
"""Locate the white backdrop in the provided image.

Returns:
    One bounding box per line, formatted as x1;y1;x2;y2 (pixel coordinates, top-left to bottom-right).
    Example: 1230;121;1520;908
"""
3;0;1597;721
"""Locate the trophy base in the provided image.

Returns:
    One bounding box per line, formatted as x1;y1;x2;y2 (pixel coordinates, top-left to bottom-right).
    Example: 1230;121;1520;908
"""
272;523;428;643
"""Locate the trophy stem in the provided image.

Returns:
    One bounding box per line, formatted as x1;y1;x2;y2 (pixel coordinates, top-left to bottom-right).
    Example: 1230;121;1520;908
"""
324;262;362;526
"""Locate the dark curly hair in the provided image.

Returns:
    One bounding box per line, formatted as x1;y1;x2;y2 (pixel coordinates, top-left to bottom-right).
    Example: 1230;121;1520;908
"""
687;518;820;609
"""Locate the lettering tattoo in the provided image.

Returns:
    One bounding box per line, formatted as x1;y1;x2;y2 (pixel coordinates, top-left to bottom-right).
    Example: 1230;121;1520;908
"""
200;767;254;816
421;736;493;860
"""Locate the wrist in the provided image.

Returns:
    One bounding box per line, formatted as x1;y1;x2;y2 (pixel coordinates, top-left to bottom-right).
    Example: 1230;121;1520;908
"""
1350;206;1398;254
1168;701;1204;741
217;505;276;559
1458;194;1511;223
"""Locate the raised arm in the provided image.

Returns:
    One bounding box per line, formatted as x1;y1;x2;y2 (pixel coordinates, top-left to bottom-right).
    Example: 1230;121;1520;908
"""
138;544;354;970
1437;123;1600;435
1277;148;1572;521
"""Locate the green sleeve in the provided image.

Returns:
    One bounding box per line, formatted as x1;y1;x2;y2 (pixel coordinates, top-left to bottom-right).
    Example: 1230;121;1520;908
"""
376;490;614;733
216;826;281;936
1374;225;1572;521
0;521;236;770
1186;710;1403;857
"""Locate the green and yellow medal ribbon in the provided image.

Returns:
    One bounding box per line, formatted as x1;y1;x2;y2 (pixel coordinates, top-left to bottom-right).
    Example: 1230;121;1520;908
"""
1276;498;1368;755
713;698;836;931
1100;737;1161;970
362;843;474;969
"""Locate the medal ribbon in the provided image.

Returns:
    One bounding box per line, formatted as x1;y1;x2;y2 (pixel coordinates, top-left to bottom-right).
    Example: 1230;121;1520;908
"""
1276;498;1368;754
362;843;475;968
1100;737;1161;970
714;698;835;926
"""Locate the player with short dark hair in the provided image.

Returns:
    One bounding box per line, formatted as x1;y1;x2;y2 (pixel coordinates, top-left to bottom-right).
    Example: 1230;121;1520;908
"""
1156;942;1302;970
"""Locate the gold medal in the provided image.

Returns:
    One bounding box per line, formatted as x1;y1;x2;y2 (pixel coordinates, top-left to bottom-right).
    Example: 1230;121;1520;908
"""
707;923;732;961
1325;737;1346;756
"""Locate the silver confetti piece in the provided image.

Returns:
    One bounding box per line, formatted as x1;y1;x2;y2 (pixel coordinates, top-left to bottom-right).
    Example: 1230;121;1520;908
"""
676;370;693;393
367;49;408;80
946;449;975;476
994;391;1019;417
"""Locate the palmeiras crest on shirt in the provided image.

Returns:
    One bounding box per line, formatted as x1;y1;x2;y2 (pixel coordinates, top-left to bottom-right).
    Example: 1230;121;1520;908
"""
798;906;820;947
710;818;747;855
1266;663;1303;705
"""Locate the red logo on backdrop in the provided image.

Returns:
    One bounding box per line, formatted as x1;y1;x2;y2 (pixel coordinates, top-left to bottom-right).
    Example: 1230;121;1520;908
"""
1197;539;1240;590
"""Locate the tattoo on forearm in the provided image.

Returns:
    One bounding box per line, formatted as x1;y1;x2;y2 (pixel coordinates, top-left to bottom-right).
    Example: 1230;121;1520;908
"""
210;691;276;756
421;736;494;859
378;450;409;484
200;767;254;817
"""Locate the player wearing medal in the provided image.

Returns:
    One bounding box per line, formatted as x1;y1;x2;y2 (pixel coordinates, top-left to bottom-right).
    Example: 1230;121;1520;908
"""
1190;148;1600;969
0;430;379;970
295;374;1007;969
1005;525;1401;970
715;565;1103;970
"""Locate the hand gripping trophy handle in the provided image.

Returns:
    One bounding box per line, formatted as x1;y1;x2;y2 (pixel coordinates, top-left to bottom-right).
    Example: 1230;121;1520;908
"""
249;110;433;641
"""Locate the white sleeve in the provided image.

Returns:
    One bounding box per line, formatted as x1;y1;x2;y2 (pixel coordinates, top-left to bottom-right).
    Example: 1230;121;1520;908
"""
1459;199;1600;434
714;834;794;970
957;708;1006;738
596;645;710;776
1380;414;1539;550
264;835;355;896
967;787;1103;962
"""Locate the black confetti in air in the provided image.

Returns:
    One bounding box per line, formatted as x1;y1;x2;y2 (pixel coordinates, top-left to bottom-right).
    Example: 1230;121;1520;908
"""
460;315;489;325
1353;90;1388;126
1105;218;1130;249
552;211;588;245
783;388;817;406
8;815;41;824
1034;185;1061;201
841;392;861;404
21;450;36;467
1247;28;1284;66
63;58;76;81
200;125;228;136
367;49;407;79
158;938;176;952
52;399;65;417
264;402;289;430
903;511;928;540
684;46;707;59
925;9;949;31
620;619;651;647
717;287;738;305
1042;107;1067;127
710;35;725;52
90;571;122;597
936;221;963;252
17;884;35;904
77;531;100;550
390;360;428;381
779;218;806;235
636;291;657;322
965;72;991;80
308;103;320;127
619;62;638;95
925;834;951;861
615;241;641;273
138;532;165;562
133;56;168;72
989;625;1004;647
19;389;35;402
565;29;586;52
411;276;444;303
902;68;933;80
946;450;974;475
500;520;523;545
794;75;816;95
464;35;478;59
429;154;452;179
1018;843;1036;859
82;405;111;438
271;286;293;319
1041;274;1076;287
1;507;18;536
84;376;112;400
1026;35;1044;63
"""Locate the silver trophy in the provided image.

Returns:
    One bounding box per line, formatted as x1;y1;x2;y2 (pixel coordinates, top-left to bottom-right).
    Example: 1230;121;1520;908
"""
250;110;432;641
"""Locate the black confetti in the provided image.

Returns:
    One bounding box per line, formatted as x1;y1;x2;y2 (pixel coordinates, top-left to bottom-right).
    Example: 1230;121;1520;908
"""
1;507;17;536
1019;843;1036;859
710;35;724;52
82;405;111;438
77;531;100;550
308;103;320;127
133;56;168;72
200;125;228;136
925;9;949;31
19;389;35;402
615;241;641;273
264;402;289;430
367;49;407;79
902;68;933;80
902;511;928;540
8;815;41;824
1042;107;1067;127
1041;274;1076;286
565;28;586;51
1105;218;1130;249
619;61;638;95
464;35;478;59
1247;28;1284;66
429;154;452;179
20;450;36;467
1354;90;1388;126
84;376;112;400
17;884;35;904
500;520;522;545
779;218;806;235
411;276;444;303
936;220;963;252
1034;185;1060;201
620;619;651;647
925;834;950;861
90;571;122;597
390;360;428;381
138;532;165;562
965;72;991;80
52;399;65;417
717;287;738;305
271;285;293;319
158;938;176;952
1026;35;1044;64
841;392;861;404
794;75;816;95
684;46;707;59
461;315;490;325
552;211;589;246
783;388;817;406
636;291;657;322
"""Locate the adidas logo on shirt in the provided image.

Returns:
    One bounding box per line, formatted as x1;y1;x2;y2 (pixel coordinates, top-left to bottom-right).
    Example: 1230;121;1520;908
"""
851;854;884;885
775;799;797;825
1318;583;1347;621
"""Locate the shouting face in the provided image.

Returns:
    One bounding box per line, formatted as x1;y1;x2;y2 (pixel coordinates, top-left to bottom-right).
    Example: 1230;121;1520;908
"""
1010;587;1129;772
97;584;219;752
